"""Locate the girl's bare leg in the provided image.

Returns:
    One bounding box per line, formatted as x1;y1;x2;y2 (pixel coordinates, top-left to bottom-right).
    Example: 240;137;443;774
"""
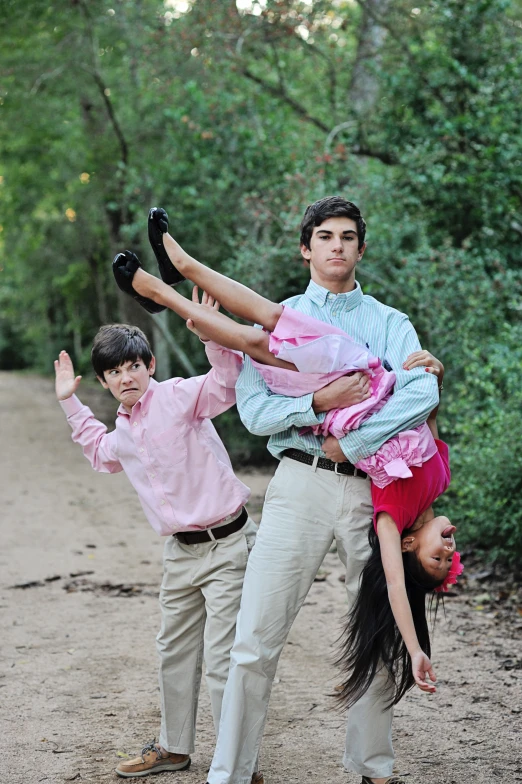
161;234;283;332
133;268;295;370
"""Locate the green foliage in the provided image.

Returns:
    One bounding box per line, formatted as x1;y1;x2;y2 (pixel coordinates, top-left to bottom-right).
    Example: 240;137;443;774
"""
1;0;521;560
384;249;522;564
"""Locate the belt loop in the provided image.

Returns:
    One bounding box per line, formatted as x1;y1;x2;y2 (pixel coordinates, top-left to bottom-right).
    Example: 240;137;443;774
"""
334;461;340;475
207;527;216;542
312;455;319;472
353;467;358;477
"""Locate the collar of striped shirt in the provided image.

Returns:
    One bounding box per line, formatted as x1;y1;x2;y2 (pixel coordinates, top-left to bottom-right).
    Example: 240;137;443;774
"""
304;279;363;311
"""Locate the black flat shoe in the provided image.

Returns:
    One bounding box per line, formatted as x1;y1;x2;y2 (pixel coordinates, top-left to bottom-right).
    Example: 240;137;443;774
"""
112;250;166;314
148;207;185;286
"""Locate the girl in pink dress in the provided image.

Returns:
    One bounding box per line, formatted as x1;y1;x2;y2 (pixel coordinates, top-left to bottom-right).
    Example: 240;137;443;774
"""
113;208;463;705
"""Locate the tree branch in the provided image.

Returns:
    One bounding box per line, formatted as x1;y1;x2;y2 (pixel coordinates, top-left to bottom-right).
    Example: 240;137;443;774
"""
146;311;197;377
78;0;129;166
242;66;329;133
242;65;395;164
90;69;129;166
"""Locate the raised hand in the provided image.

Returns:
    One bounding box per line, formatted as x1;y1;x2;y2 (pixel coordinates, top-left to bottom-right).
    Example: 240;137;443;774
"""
54;350;82;401
411;650;437;694
185;285;220;341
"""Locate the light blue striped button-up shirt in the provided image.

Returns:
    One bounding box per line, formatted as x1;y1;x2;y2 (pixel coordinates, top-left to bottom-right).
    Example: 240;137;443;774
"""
235;279;439;464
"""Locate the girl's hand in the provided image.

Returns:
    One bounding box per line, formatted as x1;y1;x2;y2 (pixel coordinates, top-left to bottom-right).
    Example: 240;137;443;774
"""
403;350;444;384
54;350;82;401
186;285;220;341
411;650;437;694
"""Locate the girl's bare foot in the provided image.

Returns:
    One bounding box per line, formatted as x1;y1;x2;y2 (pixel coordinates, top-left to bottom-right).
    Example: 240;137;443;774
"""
162;231;195;275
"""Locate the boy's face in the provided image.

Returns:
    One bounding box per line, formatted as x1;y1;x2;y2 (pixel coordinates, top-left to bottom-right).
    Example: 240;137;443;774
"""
98;356;155;412
300;216;366;293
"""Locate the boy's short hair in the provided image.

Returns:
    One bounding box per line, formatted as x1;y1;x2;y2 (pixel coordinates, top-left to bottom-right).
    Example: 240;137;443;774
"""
91;324;153;378
300;196;367;250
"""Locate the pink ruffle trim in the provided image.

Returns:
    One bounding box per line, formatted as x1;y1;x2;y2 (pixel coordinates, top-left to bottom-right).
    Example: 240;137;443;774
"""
356;423;438;488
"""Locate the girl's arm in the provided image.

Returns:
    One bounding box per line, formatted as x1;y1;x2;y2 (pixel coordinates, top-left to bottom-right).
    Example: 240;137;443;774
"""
377;514;437;693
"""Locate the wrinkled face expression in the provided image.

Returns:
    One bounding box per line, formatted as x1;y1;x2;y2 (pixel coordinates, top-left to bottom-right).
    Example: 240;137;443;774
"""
407;515;457;580
300;217;366;290
98;356;155;412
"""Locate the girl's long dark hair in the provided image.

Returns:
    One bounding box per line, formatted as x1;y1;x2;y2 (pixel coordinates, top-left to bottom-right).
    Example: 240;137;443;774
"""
336;525;443;709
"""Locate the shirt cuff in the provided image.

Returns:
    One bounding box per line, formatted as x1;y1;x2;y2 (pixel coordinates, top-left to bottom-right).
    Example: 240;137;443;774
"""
204;340;243;362
59;395;84;417
339;428;369;463
290;394;326;428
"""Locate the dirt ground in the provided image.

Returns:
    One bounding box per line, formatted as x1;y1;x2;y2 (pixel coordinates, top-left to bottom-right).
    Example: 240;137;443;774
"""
1;371;521;784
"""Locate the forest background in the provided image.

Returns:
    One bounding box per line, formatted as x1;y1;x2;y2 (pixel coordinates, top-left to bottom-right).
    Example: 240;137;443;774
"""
1;0;521;563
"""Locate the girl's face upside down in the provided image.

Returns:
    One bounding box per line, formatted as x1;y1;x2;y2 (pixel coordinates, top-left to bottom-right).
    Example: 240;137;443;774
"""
402;514;457;580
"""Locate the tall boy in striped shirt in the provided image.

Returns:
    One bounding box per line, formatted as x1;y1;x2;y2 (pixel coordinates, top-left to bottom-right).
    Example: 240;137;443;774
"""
206;196;439;784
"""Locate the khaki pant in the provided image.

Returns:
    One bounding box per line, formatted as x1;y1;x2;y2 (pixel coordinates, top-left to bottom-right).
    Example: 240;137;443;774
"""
157;515;257;754
208;457;395;784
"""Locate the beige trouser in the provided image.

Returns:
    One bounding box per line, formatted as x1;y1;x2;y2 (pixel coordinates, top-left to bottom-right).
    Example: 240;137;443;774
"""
157;514;258;754
208;457;395;784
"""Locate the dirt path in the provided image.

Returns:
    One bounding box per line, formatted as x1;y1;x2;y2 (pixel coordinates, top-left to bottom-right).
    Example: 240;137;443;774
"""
1;371;521;784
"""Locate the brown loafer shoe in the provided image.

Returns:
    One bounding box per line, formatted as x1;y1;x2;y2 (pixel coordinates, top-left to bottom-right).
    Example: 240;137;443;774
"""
116;741;190;777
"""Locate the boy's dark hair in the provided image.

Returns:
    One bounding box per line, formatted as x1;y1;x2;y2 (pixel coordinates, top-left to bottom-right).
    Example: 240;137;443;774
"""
300;196;367;251
91;324;153;378
336;525;443;709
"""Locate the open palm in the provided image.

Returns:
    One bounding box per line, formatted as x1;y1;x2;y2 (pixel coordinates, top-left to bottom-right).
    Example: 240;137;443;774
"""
54;350;82;401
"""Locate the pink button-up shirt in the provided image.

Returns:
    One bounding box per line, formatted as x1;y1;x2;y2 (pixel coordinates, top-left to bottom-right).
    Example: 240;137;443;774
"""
60;342;250;535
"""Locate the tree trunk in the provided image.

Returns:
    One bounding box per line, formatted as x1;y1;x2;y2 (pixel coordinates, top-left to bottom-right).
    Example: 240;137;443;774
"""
350;0;391;119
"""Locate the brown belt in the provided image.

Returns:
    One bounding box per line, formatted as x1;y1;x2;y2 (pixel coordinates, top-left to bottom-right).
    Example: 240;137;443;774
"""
283;448;368;479
175;507;248;545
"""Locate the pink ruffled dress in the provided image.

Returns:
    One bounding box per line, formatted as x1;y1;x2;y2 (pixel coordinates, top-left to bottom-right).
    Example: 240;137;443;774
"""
251;306;437;487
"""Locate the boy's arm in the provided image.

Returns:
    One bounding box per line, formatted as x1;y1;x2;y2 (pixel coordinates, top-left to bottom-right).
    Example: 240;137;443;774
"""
60;396;123;473
339;314;439;463
55;352;122;473
172;340;243;420
403;349;444;440
377;516;437;694
235;356;371;437
236;356;324;436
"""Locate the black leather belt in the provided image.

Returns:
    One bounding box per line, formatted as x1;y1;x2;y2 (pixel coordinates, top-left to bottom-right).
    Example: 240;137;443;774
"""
175;507;248;545
283;448;367;479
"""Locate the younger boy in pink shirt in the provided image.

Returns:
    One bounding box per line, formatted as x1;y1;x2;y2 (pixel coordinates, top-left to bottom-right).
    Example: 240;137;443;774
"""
55;322;261;781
